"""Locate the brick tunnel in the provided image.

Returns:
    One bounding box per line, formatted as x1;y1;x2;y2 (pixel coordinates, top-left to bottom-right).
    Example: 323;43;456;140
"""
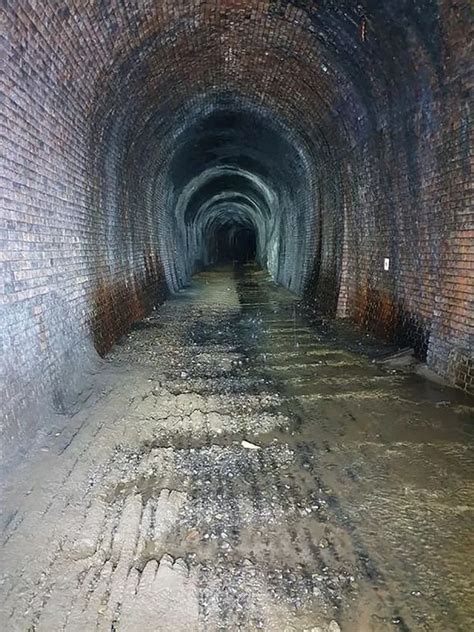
1;2;473;631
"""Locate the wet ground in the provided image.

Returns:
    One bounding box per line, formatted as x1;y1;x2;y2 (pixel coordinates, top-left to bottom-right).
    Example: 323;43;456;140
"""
1;264;473;631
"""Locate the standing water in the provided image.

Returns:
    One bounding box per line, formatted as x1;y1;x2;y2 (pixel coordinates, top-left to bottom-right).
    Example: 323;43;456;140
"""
1;264;473;631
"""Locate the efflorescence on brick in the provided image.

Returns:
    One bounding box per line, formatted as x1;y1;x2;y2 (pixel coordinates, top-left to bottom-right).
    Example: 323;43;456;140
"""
1;0;473;450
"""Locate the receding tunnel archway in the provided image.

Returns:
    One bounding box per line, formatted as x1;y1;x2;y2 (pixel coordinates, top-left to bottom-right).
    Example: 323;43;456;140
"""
164;106;319;294
1;3;474;630
1;0;473;453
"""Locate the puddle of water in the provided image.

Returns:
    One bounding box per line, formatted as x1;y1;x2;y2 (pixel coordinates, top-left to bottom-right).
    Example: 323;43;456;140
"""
110;262;474;630
228;263;474;631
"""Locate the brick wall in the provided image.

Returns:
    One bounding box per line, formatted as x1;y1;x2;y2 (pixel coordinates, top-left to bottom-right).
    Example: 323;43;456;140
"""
329;1;473;393
1;0;472;454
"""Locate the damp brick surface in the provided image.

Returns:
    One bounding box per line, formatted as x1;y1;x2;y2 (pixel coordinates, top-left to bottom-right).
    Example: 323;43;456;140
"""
1;0;473;451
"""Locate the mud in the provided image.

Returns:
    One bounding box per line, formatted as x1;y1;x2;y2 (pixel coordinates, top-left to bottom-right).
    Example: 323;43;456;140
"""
1;264;473;631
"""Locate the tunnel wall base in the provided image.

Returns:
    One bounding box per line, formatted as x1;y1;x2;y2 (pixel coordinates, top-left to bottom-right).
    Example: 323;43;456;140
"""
305;84;473;394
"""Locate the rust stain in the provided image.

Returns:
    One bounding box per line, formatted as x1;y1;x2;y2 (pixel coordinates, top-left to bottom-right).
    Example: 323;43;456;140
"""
351;284;430;359
90;250;167;357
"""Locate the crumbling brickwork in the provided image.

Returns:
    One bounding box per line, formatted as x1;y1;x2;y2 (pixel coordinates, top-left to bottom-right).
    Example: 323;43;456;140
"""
1;0;472;451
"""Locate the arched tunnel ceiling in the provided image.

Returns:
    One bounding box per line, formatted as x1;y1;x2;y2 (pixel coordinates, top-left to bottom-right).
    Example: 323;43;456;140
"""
168;109;301;191
89;0;445;154
2;0;472;444
80;0;449;294
183;173;271;225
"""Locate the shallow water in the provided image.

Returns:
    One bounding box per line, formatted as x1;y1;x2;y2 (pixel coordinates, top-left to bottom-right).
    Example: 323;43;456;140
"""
1;264;472;631
180;264;474;630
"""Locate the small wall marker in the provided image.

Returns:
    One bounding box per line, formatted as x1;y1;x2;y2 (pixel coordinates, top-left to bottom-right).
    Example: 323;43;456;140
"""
384;257;390;271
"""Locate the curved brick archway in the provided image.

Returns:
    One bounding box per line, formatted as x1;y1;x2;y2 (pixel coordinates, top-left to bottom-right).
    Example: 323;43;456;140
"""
1;1;473;450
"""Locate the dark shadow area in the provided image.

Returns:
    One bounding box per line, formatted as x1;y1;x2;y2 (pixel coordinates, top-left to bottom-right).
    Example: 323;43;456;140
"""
208;221;257;264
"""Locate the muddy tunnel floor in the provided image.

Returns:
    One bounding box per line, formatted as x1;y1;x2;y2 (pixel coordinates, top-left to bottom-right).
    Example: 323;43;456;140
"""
1;265;473;632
